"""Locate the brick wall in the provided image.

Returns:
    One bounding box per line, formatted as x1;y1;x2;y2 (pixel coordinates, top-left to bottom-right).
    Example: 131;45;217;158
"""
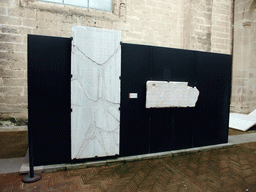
0;0;233;121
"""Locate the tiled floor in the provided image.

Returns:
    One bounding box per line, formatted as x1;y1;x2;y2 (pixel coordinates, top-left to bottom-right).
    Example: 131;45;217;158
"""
1;128;256;175
1;128;256;191
1;142;256;191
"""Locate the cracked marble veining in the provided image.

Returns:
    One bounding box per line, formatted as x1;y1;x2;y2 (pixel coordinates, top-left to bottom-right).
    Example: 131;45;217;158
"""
71;26;121;159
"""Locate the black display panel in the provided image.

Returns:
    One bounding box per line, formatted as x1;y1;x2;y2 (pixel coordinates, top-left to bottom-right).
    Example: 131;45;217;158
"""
120;43;232;156
28;35;71;165
120;44;152;156
28;36;231;165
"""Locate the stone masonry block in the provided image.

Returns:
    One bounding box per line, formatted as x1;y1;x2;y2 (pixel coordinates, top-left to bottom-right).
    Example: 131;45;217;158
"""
0;6;7;16
157;1;174;10
2;79;26;87
23;87;27;96
0;0;9;6
51;30;61;37
128;10;144;20
60;30;71;38
18;27;32;35
50;21;61;31
60;22;72;32
19;8;36;19
0;87;23;96
151;21;167;30
8;52;26;61
215;32;228;38
0;26;18;34
22;35;27;44
130;0;145;5
0;43;14;52
0;34;22;43
37;11;60;22
8;17;23;26
33;28;52;36
23;18;37;28
0;70;24;78
131;4;151;13
37;11;48;20
14;44;26;53
212;25;225;32
102;20;113;29
38;20;51;29
0;15;8;24
151;8;171;16
216;20;228;27
0;104;28;115
9;60;27;70
0;59;11;71
126;31;142;40
8;8;19;17
62;15;78;24
0;96;27;104
145;0;158;8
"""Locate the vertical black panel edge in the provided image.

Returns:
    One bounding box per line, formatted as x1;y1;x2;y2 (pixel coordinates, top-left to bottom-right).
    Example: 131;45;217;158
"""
223;54;232;143
28;34;72;165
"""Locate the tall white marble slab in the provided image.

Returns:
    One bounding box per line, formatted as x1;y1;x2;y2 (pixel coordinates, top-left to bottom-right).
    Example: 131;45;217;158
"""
71;26;121;159
146;81;199;108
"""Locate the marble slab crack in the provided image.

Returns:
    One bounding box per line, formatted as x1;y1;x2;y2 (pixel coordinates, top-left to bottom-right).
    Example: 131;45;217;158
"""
76;79;101;103
106;110;120;122
73;44;121;66
94;126;119;133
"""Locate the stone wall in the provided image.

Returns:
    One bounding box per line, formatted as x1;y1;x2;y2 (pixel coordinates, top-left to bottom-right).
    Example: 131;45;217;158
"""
0;0;233;121
184;0;232;54
231;0;256;114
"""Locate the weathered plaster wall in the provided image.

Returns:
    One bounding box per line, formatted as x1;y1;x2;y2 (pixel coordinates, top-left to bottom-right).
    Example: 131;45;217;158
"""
0;0;233;121
231;0;256;113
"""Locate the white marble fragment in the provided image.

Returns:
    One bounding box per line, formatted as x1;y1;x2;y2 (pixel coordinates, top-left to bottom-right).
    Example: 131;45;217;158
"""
229;113;256;132
71;26;121;159
249;109;256;117
146;81;200;108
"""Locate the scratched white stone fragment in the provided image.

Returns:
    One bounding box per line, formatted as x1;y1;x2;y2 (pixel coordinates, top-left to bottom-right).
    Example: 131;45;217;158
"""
71;26;121;159
229;112;256;132
146;81;200;108
249;109;256;117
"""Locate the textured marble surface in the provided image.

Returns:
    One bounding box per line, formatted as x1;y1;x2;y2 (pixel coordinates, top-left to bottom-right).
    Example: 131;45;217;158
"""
146;81;199;108
71;26;121;159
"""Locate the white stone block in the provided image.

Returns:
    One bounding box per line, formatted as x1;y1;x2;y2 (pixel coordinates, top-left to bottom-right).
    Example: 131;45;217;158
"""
229;113;256;132
71;26;121;159
249;109;256;117
146;81;199;108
